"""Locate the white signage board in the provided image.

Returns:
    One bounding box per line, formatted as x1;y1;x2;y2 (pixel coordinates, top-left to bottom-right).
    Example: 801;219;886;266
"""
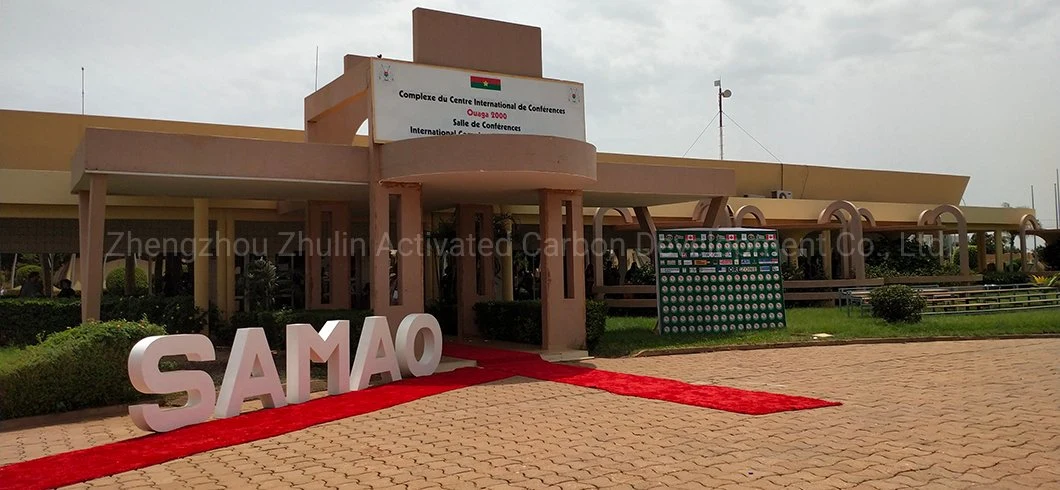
370;59;585;143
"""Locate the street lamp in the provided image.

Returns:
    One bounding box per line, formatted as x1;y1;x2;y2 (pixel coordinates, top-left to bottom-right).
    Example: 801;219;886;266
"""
715;79;732;160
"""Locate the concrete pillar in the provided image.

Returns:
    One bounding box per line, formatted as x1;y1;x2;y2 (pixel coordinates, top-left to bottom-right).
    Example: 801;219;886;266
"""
424;214;438;303
305;202;353;310
368;182;425;329
977;232;987;273
331;203;352;309
79;174;107;322
540;189;586;351
455;204;494;339
994;229;1005;272
305;201;323;309
192;199;210;323
821;230;833;280
500;206;515;301
214;210;235;319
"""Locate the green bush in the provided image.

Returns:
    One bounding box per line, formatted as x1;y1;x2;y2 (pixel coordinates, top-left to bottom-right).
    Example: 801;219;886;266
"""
473;300;608;349
14;265;41;286
585;300;608;351
868;285;927;323
0;296;207;347
222;309;372;347
101;295;206;335
0;319;166;419
105;267;149;296
0;299;81;346
982;271;1030;285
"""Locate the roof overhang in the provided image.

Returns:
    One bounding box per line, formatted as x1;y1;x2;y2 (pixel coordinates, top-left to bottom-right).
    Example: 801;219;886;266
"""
71;128;370;201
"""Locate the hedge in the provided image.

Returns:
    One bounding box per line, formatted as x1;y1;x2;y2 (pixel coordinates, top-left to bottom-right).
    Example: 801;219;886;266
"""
105;267;149;296
222;309;373;347
982;271;1030;285
472;300;608;350
0;296;209;347
0;319;166;419
868;285;927;323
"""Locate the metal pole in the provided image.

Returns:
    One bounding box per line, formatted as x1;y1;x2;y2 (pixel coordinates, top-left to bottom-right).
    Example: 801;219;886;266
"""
80;67;85;115
718;85;724;160
314;46;319;91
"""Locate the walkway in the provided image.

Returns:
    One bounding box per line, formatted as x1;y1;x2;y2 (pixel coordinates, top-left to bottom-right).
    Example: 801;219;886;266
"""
1;339;1057;488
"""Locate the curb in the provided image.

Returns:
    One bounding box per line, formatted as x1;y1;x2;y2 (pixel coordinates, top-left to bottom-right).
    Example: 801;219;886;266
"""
629;333;1060;358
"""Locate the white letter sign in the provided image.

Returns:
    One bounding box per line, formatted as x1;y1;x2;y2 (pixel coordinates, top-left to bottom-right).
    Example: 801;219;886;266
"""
395;314;443;377
350;316;402;390
127;334;216;432
215;328;287;418
285;321;351;404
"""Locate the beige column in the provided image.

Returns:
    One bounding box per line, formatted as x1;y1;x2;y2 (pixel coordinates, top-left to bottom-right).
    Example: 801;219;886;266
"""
994;229;1004;272
331;203;352;309
500;206;515;301
540;189;586;351
305;201;323;309
192;199;210;326
455;204;494;339
368;182;425;329
821;230;833;280
424;214;439;303
214;210;234;319
977;232;988;273
79;174;107;322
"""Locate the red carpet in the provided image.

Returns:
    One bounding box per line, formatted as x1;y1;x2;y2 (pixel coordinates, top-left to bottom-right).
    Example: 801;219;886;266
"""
0;345;839;489
0;367;510;490
444;343;841;415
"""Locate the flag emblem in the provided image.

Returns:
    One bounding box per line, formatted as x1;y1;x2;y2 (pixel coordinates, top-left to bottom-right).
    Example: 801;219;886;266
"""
470;75;501;91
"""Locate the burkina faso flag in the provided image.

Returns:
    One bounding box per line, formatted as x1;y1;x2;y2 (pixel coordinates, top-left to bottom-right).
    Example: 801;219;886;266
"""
470;75;501;90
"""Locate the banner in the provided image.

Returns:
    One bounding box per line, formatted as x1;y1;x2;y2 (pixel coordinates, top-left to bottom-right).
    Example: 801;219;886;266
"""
370;59;585;143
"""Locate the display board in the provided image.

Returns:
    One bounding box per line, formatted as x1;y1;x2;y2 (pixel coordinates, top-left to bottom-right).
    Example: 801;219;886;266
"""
655;228;786;334
370;59;586;143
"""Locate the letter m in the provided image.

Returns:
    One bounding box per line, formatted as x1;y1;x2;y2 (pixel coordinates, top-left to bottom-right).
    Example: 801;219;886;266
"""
285;321;351;404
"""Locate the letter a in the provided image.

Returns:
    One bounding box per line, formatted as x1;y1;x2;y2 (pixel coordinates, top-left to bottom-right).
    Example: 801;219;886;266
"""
215;328;287;418
350;316;402;390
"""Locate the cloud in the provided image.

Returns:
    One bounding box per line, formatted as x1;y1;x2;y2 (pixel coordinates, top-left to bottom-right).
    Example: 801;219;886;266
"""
0;0;1057;215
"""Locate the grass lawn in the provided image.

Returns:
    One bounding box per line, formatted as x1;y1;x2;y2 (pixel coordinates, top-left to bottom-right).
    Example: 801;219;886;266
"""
593;307;1060;357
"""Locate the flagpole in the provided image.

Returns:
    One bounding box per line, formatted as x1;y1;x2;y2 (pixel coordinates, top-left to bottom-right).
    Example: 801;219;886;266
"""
81;67;85;115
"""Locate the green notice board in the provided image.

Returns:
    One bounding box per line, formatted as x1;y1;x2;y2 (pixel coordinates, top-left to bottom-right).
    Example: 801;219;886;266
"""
655;228;786;335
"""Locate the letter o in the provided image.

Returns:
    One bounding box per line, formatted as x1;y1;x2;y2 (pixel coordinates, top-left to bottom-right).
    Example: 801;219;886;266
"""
395;314;443;377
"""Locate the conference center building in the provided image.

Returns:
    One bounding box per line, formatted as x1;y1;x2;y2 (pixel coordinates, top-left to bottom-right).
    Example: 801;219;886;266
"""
0;9;1045;352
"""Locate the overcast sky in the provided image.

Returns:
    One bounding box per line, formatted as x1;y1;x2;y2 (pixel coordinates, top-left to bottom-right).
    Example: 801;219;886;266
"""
1;0;1057;221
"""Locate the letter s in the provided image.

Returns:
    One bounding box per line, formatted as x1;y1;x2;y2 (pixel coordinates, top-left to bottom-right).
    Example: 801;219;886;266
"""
128;334;216;432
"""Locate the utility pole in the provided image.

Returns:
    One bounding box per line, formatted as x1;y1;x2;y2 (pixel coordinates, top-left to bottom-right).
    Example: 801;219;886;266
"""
714;79;731;160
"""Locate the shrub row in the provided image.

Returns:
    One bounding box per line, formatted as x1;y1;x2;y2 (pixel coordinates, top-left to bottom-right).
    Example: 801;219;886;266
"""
0;296;208;347
868;285;927;323
0;320;166;419
472;300;608;350
222;309;373;347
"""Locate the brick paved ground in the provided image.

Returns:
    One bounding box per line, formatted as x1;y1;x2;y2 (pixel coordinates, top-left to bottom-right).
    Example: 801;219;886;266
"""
2;339;1058;489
